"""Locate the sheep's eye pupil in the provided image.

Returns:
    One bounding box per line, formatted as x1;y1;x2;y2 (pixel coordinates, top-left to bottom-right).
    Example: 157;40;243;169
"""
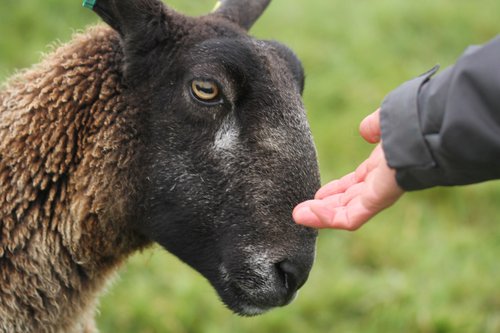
191;79;220;103
196;84;214;95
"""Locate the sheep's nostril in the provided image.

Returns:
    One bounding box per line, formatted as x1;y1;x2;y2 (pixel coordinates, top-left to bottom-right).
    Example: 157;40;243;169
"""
276;259;309;298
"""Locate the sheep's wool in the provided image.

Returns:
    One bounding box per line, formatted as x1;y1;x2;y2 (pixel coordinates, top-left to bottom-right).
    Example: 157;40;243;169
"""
0;26;147;333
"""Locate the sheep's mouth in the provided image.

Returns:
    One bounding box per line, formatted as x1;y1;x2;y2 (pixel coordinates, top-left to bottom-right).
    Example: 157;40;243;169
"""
219;284;293;317
231;300;272;317
215;264;299;317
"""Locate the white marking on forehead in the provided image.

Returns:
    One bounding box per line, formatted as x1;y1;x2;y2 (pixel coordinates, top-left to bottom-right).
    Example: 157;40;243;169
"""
213;115;239;152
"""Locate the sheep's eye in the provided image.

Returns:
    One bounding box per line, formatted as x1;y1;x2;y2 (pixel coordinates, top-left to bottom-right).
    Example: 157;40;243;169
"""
190;79;221;104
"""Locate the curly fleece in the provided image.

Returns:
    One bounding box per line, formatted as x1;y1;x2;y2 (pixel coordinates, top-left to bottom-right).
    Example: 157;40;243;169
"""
0;26;149;333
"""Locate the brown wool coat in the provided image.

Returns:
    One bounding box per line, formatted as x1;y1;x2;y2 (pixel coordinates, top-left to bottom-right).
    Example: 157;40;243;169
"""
0;26;149;332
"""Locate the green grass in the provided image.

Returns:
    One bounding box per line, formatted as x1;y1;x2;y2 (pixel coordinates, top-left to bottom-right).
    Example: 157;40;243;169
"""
1;1;500;332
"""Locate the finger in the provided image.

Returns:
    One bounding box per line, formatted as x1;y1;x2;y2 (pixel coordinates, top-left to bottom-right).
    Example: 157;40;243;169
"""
353;144;385;181
354;158;371;181
306;202;337;228
322;181;365;207
365;144;384;171
293;203;325;228
332;198;374;230
311;197;375;231
359;109;381;144
315;172;357;199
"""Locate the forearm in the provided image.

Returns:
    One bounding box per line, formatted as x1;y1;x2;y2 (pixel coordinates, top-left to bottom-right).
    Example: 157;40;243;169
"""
381;35;500;190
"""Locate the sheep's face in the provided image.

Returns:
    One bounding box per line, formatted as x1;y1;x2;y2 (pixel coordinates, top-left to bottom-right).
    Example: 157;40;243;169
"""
93;0;320;316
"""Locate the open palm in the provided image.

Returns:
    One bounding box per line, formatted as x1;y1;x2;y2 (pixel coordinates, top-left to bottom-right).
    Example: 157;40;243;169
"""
293;110;404;230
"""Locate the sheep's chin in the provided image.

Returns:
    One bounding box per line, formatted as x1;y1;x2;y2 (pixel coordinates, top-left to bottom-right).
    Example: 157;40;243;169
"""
218;284;299;317
218;290;271;317
236;304;270;317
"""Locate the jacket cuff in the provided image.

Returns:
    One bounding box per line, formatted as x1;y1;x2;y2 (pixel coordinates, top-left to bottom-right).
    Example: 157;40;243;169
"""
380;66;439;189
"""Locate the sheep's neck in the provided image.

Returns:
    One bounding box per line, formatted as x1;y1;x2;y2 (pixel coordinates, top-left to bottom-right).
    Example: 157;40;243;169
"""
0;26;148;332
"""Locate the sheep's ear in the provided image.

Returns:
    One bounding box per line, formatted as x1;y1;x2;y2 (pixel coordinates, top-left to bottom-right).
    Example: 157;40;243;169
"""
84;0;172;43
212;0;271;31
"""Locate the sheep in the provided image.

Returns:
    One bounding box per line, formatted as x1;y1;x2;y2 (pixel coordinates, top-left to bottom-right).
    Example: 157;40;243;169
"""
0;0;320;332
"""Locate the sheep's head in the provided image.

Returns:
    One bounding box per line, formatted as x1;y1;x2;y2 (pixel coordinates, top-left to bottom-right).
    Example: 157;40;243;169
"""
90;0;320;316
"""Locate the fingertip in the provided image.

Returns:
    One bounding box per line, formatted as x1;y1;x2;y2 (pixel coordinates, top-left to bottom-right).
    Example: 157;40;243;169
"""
315;172;357;199
293;206;322;228
315;180;339;199
359;110;381;144
294;199;316;211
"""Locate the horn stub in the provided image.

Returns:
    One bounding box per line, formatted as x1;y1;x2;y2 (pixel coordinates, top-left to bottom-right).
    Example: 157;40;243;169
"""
213;0;271;30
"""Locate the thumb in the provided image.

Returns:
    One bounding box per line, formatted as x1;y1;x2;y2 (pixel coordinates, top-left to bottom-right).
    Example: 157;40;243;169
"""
359;109;381;144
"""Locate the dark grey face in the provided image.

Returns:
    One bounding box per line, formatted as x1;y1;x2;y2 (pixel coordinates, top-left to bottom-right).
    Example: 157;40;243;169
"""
93;0;320;316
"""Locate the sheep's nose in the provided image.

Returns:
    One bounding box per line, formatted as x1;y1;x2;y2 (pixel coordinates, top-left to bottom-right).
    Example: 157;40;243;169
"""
275;259;311;304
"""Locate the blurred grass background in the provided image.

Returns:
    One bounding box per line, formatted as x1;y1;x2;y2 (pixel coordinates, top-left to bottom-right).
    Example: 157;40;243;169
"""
1;1;500;332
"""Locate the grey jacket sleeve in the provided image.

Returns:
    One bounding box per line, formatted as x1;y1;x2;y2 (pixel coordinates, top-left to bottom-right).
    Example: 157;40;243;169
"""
380;35;500;191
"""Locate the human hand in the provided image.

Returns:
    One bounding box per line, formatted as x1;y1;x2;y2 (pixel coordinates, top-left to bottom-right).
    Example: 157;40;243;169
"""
293;109;404;230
